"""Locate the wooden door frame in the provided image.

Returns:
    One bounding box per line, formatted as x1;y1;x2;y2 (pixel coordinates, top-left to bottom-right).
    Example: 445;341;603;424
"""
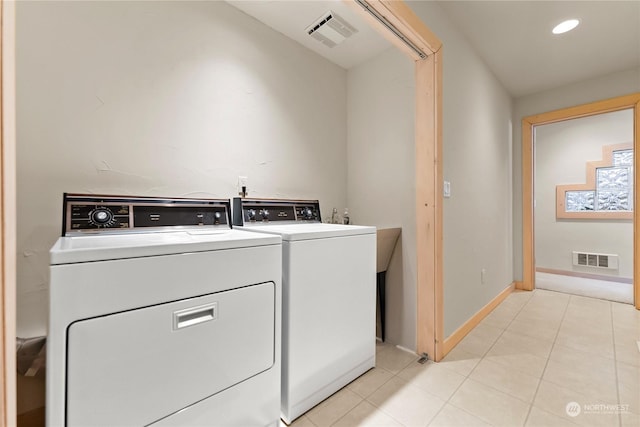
347;1;444;361
521;93;640;310
1;0;17;424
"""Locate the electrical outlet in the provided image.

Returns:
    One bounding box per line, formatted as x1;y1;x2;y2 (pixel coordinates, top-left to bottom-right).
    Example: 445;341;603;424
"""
237;176;248;196
481;268;486;284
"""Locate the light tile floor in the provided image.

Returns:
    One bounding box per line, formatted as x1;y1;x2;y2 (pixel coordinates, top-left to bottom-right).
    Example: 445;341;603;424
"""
282;289;640;427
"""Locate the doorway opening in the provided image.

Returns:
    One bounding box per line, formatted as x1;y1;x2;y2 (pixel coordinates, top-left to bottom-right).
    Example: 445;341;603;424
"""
521;93;640;310
348;1;444;361
533;109;634;304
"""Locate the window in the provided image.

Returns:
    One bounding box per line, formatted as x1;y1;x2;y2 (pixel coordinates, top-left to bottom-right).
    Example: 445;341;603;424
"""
557;144;633;219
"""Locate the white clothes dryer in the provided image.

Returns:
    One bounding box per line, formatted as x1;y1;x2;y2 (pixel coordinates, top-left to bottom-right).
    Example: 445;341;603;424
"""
48;194;282;426
233;198;376;424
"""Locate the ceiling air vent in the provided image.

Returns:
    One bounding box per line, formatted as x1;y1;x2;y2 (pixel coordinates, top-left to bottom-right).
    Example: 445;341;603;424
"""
306;11;358;48
572;251;618;269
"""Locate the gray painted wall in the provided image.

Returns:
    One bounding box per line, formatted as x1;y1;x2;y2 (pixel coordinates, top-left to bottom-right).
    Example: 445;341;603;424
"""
347;47;416;349
408;1;514;338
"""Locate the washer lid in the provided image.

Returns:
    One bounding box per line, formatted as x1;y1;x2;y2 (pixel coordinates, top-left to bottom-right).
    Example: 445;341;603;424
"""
50;229;281;265
240;223;376;241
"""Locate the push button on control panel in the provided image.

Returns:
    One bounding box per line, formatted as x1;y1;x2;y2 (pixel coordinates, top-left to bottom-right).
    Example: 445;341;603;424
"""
234;199;321;225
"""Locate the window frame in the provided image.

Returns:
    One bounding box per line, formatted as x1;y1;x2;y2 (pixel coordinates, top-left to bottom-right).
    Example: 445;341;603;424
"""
556;142;633;219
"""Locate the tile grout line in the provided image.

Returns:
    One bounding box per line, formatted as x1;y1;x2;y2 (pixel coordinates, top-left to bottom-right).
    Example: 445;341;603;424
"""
379;354;432;427
438;292;536;426
360;361;412;427
521;291;572;427
388;345;487;426
610;301;623;427
463;291;534;378
317;344;397;427
332;348;418;427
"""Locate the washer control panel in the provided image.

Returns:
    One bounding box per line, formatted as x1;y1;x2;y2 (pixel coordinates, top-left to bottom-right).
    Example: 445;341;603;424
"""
62;193;231;236
233;198;321;225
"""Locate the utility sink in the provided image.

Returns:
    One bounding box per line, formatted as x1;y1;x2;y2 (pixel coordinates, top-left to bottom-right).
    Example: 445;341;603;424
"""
375;227;401;342
376;227;401;273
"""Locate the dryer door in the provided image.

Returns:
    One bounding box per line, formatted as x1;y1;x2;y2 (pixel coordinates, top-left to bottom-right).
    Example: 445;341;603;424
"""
66;282;275;426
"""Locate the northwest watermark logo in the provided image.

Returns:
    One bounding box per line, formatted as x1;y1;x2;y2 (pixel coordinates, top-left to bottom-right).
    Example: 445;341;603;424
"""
566;402;581;417
566;401;630;417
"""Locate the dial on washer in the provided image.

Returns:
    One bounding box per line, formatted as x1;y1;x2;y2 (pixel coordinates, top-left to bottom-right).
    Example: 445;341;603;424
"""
89;207;115;227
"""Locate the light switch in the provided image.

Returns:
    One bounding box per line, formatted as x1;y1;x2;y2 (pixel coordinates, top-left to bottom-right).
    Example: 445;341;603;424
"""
443;181;451;198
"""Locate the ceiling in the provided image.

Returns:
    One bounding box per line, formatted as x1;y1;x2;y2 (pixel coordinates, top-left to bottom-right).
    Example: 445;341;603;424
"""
435;1;640;97
227;0;392;69
227;1;640;98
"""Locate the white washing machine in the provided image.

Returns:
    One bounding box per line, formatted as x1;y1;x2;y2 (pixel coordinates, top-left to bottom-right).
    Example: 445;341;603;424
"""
233;198;376;424
47;194;282;427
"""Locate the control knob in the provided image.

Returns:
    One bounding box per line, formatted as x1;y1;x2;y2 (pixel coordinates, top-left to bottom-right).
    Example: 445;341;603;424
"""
247;209;256;221
89;207;115;227
301;208;313;219
259;209;269;220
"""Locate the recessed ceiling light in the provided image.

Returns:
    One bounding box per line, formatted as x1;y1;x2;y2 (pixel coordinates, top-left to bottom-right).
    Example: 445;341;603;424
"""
552;19;580;35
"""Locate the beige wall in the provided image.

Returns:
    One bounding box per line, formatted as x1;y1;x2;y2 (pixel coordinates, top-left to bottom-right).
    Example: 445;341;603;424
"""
408;1;514;338
16;0;348;337
535;109;634;278
347;47;416;348
513;67;640;281
346;1;517;347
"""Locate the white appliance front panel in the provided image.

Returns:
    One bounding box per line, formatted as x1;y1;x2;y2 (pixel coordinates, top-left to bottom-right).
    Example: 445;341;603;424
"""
281;233;376;421
50;229;280;264
152;364;279;427
243;223;376;241
66;282;275;426
47;244;281;426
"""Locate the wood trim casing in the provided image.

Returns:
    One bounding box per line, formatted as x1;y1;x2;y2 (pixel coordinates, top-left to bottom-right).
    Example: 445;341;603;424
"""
521;93;640;309
522;119;534;291
556;142;633;219
415;51;443;362
346;0;444;361
433;49;443;362
345;0;442;61
442;283;516;355
1;0;16;424
0;1;4;422
376;0;442;53
525;93;640;125
635;98;640;310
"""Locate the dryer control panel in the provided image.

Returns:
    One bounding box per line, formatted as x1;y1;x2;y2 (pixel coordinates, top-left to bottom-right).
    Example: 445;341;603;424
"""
62;194;231;236
233;198;321;225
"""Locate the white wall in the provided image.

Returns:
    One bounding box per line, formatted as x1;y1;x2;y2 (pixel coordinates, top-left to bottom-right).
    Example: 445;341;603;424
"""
408;2;514;338
513;67;640;281
347;47;415;348
16;0;348;337
535;110;634;278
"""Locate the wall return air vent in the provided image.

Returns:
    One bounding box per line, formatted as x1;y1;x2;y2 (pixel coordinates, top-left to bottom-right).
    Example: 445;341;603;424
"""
306;11;358;48
572;251;619;270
